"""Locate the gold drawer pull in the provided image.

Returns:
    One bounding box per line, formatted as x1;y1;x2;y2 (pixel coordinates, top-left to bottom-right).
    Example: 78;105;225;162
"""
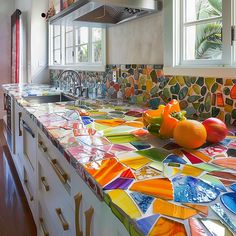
50;159;68;184
24;180;33;201
39;217;49;236
85;207;94;236
38;141;47;152
41;177;49;191
74;193;83;236
55;208;69;231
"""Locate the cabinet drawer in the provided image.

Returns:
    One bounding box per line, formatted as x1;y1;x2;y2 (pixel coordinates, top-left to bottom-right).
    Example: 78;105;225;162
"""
22;118;36;171
37;131;72;195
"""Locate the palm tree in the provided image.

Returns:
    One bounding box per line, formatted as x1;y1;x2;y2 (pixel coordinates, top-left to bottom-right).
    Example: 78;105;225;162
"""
195;0;222;59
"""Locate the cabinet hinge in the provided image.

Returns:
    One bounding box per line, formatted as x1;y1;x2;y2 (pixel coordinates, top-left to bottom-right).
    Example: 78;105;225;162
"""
231;25;235;45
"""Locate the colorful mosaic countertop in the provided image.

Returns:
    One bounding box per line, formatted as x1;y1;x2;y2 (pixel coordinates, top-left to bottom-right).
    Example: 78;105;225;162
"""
3;84;236;236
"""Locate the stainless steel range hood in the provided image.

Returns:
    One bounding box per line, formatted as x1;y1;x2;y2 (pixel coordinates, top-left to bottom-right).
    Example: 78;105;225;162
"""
49;0;162;26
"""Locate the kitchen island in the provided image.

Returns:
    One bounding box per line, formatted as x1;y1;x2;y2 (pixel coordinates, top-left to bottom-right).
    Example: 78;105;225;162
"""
2;83;236;236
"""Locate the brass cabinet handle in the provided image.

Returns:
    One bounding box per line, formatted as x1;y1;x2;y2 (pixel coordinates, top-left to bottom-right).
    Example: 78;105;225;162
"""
84;207;94;236
50;159;68;184
41;177;49;192
3;93;7;110
55;208;69;231
18;112;22;136
38;141;47;152
39;217;49;236
24;179;33;201
74;193;83;236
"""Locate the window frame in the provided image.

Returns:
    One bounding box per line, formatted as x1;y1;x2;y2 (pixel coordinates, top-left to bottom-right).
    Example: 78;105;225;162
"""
49;23;106;72
164;0;236;77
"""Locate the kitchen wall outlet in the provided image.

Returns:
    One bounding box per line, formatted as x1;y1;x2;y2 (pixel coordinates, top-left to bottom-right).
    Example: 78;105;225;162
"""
112;70;117;82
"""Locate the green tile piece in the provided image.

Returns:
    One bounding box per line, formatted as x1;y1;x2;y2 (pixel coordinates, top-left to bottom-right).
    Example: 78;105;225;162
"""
150;70;157;82
196;163;224;172
104;194;111;205
205;78;216;90
130;223;143;236
201;86;207;96
190;77;197;84
176;76;185;86
192;103;200;110
168;77;177;85
170;83;180;94
232;109;236;119
110;204;125;223
136;148;170;162
107;134;139;144
172;95;178;100
196;77;204;86
226;98;233;106
184;77;191;87
211;83;218;93
150;85;158;95
224;87;230;95
216;78;223;84
225;113;231;125
199;113;211;119
163;88;171;100
192;84;201;94
179;87;188;100
187;95;201;103
199;104;205;113
212;107;220;117
205;92;212;112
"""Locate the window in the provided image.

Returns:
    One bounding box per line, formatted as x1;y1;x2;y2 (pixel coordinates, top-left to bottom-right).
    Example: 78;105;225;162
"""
49;24;106;71
165;0;234;67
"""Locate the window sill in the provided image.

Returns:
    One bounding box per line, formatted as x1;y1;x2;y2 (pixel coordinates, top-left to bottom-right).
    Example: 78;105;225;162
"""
164;66;236;78
49;64;106;72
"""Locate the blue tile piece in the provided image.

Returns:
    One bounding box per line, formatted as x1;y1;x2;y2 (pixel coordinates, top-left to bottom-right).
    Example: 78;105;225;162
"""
136;214;159;236
221;192;236;215
163;154;187;164
211;203;236;233
230;184;236;192
172;175;220;203
81;116;93;125
130;141;151;150
130;192;154;214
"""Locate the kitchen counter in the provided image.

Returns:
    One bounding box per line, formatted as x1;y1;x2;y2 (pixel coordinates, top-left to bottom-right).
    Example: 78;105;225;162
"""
3;83;236;236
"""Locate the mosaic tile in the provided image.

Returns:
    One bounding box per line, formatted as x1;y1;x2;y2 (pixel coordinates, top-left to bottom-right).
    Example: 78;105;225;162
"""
200;174;227;192
189;218;208;236
185;204;208;216
230;183;236;192
199;218;233;236
104;178;133;190
211;203;236;234
209;171;236;181
153;198;198;219
130;192;154;214
221;192;236;215
212;158;236;170
136;148;170;162
136;215;159;236
134;166;160;180
149;217;187;236
130;178;173;200
172;175;220;203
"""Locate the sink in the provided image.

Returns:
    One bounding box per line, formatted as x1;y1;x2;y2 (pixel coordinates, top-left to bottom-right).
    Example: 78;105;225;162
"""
23;93;75;104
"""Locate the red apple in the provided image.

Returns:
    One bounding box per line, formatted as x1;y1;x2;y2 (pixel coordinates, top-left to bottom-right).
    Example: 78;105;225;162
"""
202;118;227;143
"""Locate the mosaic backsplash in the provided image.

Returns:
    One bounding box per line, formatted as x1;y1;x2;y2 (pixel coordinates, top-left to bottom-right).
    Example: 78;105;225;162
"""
50;64;236;125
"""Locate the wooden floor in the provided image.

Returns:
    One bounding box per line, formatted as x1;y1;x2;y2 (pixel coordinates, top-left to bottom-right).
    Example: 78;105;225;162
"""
0;120;37;236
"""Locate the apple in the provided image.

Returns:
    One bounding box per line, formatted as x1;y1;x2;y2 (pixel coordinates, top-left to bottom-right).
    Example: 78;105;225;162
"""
202;118;227;143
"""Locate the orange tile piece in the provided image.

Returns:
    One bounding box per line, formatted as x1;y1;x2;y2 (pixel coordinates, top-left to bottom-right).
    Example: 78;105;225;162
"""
149;217;187;236
212;158;236;170
124;121;144;128
189;218;208;236
185;204;208;216
95;118;125;127
216;93;224;107
130;178;173;200
231;84;236;99
153;199;198;220
85;158;127;187
185;150;211;162
182;165;204;177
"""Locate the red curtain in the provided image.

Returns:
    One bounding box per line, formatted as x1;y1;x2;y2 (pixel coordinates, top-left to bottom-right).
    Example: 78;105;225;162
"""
11;9;21;84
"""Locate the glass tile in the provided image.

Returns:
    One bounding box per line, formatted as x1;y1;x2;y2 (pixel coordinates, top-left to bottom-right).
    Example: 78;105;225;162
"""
136;215;159;236
209;171;236;181
173;175;220;203
103;178;133;190
119;154;151;170
195;163;224;172
130;192;154;214
134;166;160;180
76;136;110;147
210;203;236;234
163;163;181;178
95;118;125;127
103;126;139;137
130;141;151;150
130;178;173;200
149;162;163;172
136;148;170;162
181;165;204;177
120;169;135;179
187;150;212;162
189;218;208;236
149;217;187;236
200;174;227;192
212;158;236;171
163;154;187;164
182;150;204;164
184;204;208;216
107;134;140;144
201;145;227;157
230;184;236;192
221;192;236;215
153;198;198;219
199;218;233;236
107;189;141;219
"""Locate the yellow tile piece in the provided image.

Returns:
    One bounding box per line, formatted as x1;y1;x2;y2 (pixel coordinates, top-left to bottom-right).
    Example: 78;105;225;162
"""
176;76;185;86
119;155;151;170
149;217;187;236
224;105;233;113
107;189;141;219
153;199;198;220
182;165;204;177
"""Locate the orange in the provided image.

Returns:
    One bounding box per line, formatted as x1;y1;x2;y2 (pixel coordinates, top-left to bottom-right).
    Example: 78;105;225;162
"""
173;120;207;149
